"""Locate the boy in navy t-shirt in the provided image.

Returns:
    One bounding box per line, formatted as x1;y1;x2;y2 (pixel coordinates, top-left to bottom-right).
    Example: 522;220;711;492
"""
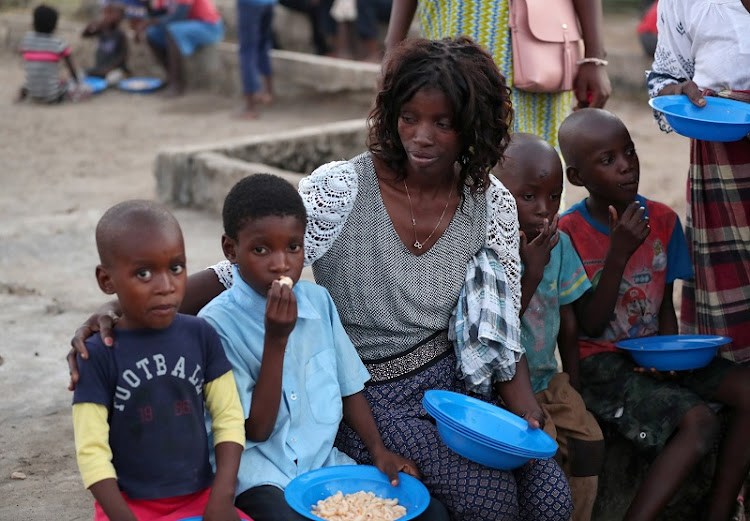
72;200;249;521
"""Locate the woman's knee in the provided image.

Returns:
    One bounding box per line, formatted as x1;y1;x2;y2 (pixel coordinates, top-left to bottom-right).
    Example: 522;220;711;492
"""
424;462;520;519
678;404;720;455
517;458;574;520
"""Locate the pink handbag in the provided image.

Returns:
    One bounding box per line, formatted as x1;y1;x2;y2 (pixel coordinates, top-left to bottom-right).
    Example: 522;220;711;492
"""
508;0;582;93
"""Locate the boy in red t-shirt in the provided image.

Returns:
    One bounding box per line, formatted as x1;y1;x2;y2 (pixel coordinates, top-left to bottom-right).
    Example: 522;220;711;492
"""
557;108;750;521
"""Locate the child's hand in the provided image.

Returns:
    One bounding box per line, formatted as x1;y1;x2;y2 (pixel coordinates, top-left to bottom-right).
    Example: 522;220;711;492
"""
202;498;240;521
371;446;421;486
265;279;297;343
608;202;650;260
520;216;559;281
633;366;679;380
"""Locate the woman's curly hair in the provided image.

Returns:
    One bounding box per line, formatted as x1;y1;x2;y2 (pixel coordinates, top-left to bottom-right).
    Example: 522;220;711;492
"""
368;36;513;195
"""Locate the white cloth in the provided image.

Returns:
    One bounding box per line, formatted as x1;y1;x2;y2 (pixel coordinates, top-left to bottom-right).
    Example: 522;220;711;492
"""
648;0;750;97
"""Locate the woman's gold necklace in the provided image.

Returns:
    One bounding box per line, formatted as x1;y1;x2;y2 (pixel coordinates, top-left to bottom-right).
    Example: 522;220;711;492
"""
403;179;454;250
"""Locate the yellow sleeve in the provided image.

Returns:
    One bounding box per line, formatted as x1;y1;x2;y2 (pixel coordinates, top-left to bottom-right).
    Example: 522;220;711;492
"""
204;370;246;447
72;403;117;489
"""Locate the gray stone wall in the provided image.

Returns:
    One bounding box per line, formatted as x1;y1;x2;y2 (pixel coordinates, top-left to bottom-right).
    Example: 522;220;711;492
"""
154;119;368;212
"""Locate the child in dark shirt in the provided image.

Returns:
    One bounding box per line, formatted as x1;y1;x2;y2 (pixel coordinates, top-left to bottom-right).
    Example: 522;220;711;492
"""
558;108;750;521
82;2;129;84
72;200;250;521
17;4;82;103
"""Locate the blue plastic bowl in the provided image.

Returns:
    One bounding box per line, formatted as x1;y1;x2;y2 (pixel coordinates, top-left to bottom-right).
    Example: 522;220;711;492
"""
284;465;430;521
616;334;731;371
83;76;108;94
434;420;533;469
424;391;557;458
117;76;164;93
649;95;750;142
424;401;543;457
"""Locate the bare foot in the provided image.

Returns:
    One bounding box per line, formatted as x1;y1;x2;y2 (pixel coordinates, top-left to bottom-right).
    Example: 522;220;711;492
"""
255;92;273;105
232;107;259;119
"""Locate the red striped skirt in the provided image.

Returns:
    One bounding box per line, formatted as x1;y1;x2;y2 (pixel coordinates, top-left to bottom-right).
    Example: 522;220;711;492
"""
680;114;750;361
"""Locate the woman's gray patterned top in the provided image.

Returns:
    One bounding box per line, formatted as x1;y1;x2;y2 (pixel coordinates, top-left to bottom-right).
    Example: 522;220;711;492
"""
311;153;487;362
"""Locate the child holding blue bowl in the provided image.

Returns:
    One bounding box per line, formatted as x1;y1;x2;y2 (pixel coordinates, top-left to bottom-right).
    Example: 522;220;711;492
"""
558;107;750;521
493;133;605;521
81;1;129;85
17;4;89;103
198;174;449;521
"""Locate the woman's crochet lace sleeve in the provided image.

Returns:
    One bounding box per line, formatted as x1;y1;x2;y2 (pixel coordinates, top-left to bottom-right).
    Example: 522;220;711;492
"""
484;176;522;324
298;160;359;266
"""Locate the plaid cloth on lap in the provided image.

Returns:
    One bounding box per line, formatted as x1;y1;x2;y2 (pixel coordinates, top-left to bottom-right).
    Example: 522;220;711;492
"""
449;248;524;397
681;93;750;361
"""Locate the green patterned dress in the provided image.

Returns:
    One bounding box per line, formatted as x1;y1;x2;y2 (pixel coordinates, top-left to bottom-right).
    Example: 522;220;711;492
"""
417;0;575;148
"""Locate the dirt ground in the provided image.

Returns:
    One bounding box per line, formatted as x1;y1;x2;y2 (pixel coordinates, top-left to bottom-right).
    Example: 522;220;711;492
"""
0;39;690;521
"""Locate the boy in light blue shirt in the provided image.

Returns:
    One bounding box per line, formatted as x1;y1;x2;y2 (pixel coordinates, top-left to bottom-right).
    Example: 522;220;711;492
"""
494;134;604;521
199;174;446;521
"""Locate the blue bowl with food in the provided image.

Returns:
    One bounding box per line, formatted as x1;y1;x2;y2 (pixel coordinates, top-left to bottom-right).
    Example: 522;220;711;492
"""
284;465;430;521
616;334;731;371
649;95;750;142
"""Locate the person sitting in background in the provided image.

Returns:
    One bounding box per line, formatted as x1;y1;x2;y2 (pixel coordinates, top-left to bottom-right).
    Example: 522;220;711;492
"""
82;1;130;85
17;4;87;103
134;0;224;96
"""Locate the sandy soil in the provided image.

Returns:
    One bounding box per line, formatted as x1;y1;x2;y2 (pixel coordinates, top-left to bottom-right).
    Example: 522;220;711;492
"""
0;43;690;521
